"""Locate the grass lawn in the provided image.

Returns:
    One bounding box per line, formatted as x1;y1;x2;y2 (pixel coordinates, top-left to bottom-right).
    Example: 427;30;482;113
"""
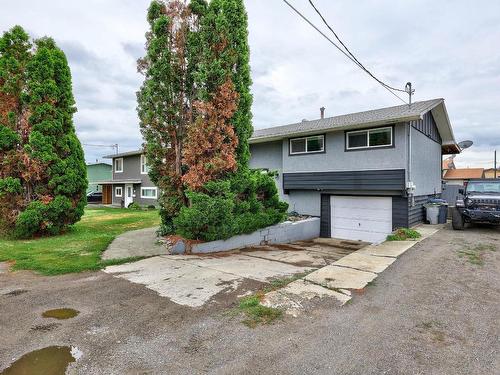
0;207;160;275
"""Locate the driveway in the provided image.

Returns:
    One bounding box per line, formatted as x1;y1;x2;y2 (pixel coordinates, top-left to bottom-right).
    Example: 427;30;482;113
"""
1;224;499;374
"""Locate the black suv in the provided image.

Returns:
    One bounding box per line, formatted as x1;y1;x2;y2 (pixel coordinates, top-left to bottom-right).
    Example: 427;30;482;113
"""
452;179;500;230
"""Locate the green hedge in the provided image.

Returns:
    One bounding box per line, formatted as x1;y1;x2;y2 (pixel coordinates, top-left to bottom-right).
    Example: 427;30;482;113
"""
173;170;288;241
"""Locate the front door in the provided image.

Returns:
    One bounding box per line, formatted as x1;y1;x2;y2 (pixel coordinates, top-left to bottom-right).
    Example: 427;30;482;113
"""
124;184;134;208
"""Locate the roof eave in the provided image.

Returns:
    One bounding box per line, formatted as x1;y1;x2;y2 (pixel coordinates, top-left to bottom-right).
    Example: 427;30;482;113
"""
249;115;421;144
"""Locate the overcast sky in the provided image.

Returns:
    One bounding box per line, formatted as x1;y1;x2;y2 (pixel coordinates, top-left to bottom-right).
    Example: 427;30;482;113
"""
1;0;499;167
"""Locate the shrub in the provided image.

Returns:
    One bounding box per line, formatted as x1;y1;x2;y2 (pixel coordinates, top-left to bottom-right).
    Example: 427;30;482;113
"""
387;228;421;241
174;170;288;241
147;205;156;210
127;202;141;210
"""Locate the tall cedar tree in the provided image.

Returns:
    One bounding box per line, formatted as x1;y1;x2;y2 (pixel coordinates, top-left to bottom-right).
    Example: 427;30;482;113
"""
137;0;198;230
0;26;87;237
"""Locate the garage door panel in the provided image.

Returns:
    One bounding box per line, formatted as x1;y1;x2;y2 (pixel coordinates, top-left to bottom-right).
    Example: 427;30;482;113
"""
333;217;392;233
330;196;392;243
333;228;388;243
333;207;391;221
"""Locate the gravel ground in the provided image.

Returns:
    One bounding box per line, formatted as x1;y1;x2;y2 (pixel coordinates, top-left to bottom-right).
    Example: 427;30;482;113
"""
0;223;499;374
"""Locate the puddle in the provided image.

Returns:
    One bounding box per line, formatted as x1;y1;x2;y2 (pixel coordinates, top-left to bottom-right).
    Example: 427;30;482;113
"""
1;346;82;375
42;308;79;320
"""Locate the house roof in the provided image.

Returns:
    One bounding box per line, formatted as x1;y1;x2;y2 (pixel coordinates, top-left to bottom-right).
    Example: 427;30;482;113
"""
103;149;143;159
443;168;484;180
250;98;459;154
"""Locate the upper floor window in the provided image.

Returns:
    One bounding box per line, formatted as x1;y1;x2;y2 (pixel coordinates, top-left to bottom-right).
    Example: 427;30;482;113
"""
114;158;123;173
141;154;150;174
346;127;393;150
289;135;324;155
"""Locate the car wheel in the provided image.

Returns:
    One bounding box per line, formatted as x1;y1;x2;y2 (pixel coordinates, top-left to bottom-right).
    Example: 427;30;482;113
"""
452;208;464;230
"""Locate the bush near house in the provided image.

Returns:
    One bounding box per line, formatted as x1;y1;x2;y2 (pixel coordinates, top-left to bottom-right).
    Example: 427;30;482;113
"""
174;171;288;241
387;228;421;241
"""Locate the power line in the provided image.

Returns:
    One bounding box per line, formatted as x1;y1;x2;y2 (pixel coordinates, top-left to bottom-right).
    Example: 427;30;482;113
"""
281;0;408;104
308;0;407;94
82;143;119;154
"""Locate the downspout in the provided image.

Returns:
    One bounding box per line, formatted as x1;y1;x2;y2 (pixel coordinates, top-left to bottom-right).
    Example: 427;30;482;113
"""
407;123;415;207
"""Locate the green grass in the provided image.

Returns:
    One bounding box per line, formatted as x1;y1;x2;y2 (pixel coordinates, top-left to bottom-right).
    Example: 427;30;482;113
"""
0;207;160;275
457;243;496;266
238;295;283;328
387;228;421;241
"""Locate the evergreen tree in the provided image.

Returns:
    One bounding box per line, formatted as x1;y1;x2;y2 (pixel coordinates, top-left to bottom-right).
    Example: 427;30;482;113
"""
137;0;199;233
0;26;87;237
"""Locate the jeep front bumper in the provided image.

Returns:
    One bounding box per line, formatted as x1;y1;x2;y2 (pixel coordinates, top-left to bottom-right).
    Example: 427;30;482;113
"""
461;209;500;223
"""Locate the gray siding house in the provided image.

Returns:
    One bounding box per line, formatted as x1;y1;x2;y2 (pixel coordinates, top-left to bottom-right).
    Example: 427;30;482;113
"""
249;98;459;243
97;150;158;207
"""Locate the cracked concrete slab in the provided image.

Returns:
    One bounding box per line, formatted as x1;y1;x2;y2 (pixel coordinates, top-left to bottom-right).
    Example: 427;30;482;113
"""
104;257;242;307
242;249;327;268
102;227;164;260
358;241;416;258
305;265;377;290
262;279;351;316
105;254;313;307
333;252;396;273
185;254;315;282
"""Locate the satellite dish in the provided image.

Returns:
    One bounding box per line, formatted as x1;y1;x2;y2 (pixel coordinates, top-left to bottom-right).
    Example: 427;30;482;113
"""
458;140;473;150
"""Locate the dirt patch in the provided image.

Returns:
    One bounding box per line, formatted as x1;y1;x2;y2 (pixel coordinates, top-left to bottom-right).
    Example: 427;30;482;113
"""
30;322;61;332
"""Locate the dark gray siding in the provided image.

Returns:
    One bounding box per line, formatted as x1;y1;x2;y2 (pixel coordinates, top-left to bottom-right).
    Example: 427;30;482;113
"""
392;196;409;229
408;195;432;227
320;194;331;238
410;111;442;144
283;169;405;192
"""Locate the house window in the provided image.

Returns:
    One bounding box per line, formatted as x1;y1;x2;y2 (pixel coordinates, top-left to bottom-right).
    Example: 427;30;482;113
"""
289;135;324;155
140;154;149;174
115;186;123;197
141;187;157;199
346;127;392;150
114;158;123;173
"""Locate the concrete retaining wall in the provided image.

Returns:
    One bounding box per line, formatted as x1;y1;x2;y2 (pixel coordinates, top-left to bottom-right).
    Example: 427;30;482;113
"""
184;218;320;254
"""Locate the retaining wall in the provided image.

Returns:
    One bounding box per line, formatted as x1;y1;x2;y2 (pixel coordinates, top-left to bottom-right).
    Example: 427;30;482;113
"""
172;218;320;254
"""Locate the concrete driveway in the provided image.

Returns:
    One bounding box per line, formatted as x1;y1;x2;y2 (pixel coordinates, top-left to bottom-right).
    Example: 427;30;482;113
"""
1;224;499;374
104;238;367;307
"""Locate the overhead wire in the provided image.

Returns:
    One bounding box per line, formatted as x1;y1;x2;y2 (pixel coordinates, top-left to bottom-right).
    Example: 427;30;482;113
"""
281;0;408;104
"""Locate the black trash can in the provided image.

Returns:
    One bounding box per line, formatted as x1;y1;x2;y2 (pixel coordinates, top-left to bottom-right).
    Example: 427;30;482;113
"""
438;204;448;224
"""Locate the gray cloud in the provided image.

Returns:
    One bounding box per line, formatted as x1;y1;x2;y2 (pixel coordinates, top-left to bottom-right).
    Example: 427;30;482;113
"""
1;0;499;166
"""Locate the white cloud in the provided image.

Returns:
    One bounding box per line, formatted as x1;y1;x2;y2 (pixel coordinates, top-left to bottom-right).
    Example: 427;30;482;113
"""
1;0;499;166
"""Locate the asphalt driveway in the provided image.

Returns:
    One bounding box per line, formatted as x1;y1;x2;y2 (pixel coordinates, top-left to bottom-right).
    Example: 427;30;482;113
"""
1;224;499;374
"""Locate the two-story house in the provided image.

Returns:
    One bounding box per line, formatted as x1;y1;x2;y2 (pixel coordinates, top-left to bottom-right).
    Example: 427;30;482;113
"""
97;150;158;207
249;98;459;243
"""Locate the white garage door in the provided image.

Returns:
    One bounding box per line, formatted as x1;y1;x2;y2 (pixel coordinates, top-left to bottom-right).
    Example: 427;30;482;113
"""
330;196;392;243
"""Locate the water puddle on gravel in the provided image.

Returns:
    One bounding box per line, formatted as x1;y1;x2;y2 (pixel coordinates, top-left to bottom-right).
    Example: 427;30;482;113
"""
1;346;82;375
42;308;79;320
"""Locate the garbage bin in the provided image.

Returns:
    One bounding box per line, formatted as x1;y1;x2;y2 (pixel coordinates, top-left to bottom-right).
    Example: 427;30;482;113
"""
438;204;448;224
424;203;440;224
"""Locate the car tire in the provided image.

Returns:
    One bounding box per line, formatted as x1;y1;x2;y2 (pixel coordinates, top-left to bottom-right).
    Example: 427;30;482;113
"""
452;208;464;230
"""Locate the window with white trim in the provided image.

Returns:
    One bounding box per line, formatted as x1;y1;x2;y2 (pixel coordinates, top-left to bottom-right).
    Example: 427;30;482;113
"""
140;154;150;174
346;127;392;150
289;135;324;155
114;158;123;173
115;186;123;197
141;187;157;199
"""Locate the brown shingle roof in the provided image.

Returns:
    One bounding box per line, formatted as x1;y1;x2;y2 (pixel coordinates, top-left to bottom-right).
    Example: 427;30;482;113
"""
443;168;484;180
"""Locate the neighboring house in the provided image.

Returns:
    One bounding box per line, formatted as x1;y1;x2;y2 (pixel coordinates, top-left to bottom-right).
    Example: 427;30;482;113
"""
484;168;500;179
249;98;459;243
86;162;112;194
97;150;158;207
443;168;485;185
